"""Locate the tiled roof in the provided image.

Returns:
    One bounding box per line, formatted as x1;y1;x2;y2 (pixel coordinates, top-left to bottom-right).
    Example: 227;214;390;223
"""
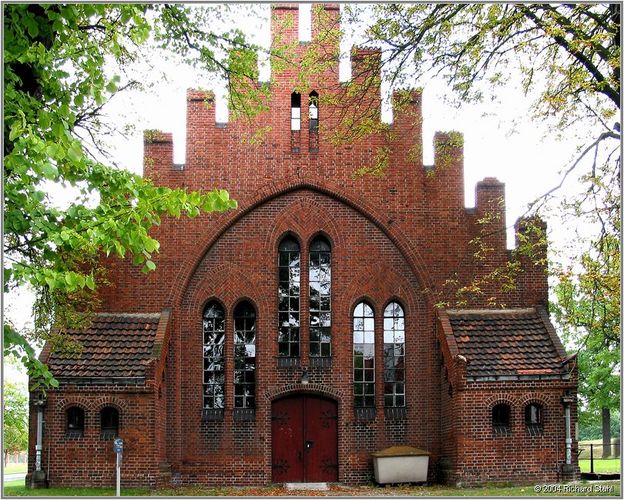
444;308;567;378
45;313;162;381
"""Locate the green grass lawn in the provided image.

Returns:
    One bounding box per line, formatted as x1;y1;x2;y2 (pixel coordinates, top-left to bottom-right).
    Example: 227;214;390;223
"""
3;480;620;497
579;458;621;473
4;463;27;474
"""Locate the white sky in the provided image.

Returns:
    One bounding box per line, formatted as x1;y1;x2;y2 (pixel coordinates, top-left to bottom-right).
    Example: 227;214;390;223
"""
4;3;597;382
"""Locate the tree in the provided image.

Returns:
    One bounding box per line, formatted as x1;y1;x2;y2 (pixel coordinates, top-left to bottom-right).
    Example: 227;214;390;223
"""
3;4;290;388
552;159;620;456
3;381;29;466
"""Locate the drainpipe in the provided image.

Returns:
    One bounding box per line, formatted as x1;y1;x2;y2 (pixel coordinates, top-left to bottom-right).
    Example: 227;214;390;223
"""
564;404;572;464
561;394;576;472
31;392;48;488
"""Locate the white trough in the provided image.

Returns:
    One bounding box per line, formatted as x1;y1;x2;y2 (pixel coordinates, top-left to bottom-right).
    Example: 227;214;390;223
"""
371;446;430;484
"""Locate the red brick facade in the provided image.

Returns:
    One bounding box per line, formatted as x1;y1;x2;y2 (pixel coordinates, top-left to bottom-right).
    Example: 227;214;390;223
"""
28;4;578;489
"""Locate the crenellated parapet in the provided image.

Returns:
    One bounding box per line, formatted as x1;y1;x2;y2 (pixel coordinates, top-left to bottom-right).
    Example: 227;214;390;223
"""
136;3;549;310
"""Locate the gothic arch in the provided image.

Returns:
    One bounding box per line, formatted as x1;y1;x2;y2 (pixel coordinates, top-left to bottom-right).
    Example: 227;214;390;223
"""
166;177;433;310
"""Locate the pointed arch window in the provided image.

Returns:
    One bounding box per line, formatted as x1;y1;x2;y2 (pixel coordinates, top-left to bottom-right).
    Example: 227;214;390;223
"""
309;90;319;152
291;92;301;131
278;236;300;358
203;301;225;410
353;302;375;408
234;301;256;409
309;236;331;358
383;301;405;408
309;91;319;131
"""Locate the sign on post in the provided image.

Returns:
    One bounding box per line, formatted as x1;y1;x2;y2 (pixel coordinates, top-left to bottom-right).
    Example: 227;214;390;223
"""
113;438;123;496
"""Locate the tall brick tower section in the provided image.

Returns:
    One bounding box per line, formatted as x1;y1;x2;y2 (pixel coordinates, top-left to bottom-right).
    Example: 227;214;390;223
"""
29;4;577;489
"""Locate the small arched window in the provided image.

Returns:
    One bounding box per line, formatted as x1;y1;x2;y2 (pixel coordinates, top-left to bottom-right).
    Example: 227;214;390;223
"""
383;301;405;408
291;92;301;131
278;236;300;358
309;91;319;131
525;403;544;435
309;236;331;358
100;407;119;439
492;403;511;436
66;406;85;437
203;301;225;410
234;301;256;409
353;301;375;408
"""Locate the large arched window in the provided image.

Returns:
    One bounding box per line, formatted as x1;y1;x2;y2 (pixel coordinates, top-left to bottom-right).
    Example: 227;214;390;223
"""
278;236;300;358
100;407;119;439
234;301;256;409
66;406;85;437
353;301;375;408
383;301;405;407
203;301;225;410
309;236;331;358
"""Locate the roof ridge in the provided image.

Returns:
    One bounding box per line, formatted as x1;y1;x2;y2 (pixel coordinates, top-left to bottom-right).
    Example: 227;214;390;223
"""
95;312;161;319
446;308;536;316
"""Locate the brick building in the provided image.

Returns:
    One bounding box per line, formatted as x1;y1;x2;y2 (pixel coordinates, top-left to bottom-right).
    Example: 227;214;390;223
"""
28;4;579;489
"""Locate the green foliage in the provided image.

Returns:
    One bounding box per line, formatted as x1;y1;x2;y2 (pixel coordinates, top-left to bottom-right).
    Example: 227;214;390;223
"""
552;233;620;412
3;381;29;459
4;4;249;388
579;409;621;441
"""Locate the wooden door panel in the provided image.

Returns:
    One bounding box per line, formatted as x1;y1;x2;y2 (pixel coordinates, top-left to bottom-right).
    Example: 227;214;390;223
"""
272;395;337;483
304;396;338;482
271;396;304;482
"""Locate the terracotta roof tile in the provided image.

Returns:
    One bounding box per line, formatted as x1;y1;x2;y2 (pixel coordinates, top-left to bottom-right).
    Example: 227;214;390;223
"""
446;308;565;377
46;313;161;380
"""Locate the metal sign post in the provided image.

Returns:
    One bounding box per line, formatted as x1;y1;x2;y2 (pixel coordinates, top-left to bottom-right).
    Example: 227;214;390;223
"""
113;438;123;497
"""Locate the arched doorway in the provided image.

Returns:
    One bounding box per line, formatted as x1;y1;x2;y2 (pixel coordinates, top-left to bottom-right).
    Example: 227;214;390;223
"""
271;394;338;482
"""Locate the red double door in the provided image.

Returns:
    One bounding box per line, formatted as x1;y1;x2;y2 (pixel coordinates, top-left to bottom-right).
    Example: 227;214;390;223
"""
271;394;338;483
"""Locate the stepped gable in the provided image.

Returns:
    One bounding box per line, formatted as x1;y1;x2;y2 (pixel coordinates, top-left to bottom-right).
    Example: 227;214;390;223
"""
445;307;567;377
44;312;161;381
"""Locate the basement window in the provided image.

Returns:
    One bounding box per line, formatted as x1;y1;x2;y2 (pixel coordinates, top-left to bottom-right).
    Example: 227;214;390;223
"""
100;407;119;439
492;403;511;436
66;407;85;438
525;403;544;436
